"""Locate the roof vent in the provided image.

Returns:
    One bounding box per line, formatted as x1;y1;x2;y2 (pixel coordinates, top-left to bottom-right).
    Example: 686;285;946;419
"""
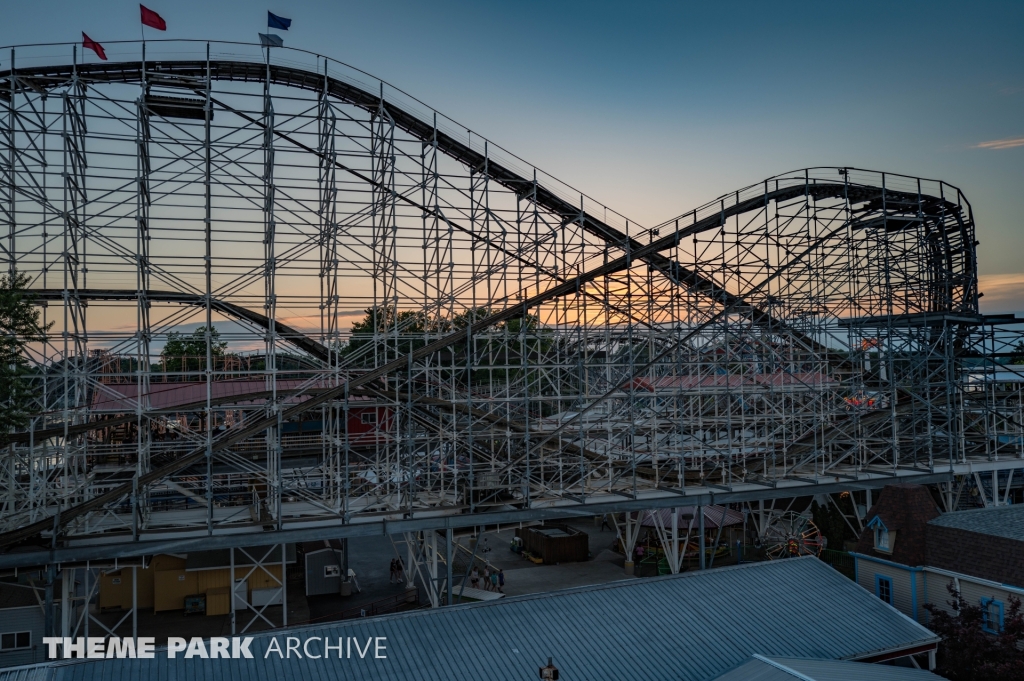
539;658;559;680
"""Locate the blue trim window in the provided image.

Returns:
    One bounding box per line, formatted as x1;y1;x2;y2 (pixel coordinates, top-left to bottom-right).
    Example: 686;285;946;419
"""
866;516;891;553
875;575;894;605
981;598;1004;634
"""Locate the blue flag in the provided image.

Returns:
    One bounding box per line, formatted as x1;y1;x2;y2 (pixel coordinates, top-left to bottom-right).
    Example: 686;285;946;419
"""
268;11;291;30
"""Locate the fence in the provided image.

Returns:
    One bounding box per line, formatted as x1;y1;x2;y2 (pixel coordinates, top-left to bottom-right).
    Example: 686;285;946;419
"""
819;549;855;580
335;590;420;621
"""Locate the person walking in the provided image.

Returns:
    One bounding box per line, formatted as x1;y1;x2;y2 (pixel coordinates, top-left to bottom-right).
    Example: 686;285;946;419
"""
470;566;480;590
389;559;397;584
396;557;404;583
497;569;505;593
483;566;491;591
490;569;499;592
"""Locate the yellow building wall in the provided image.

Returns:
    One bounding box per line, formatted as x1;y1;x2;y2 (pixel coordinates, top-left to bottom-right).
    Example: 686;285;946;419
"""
101;557;285;613
98;571;129;610
153;569;198;612
240;564;284;591
206;587;231;616
137;555;185;609
196;569;231;594
96;555;187;611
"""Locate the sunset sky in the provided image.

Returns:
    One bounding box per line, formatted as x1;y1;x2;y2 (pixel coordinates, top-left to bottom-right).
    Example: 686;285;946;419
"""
1;0;1022;319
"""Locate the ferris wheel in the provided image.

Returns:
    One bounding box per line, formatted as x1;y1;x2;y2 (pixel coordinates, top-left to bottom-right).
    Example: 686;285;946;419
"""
762;512;824;559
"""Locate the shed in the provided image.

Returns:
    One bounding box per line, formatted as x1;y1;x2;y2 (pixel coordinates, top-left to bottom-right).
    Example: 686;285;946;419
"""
95;554;183;612
301;540;345;597
149;545;296;613
519;524;588;564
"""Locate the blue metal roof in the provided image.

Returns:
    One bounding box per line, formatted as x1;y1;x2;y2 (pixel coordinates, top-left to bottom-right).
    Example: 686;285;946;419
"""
0;666;51;681
927;504;1024;542
711;655;942;681
13;557;938;681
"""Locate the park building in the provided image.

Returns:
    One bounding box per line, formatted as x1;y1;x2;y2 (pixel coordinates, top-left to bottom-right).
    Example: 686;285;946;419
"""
852;483;1024;632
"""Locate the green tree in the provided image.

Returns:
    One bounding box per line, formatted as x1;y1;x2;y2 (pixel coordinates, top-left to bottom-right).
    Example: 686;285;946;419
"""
0;270;51;431
342;305;431;362
160;326;227;376
339;305;552;382
811;499;848;551
1012;342;1024;366
338;306;571;417
924;583;1024;680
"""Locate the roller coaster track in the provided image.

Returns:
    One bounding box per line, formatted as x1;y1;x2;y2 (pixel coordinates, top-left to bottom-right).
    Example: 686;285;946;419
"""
7;288;647;474
0;182;965;549
0;53;990;553
30;288;328;361
1;60;972;350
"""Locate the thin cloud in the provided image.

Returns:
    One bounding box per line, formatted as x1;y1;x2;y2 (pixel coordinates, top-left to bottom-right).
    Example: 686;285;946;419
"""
975;137;1024;150
979;273;1024;313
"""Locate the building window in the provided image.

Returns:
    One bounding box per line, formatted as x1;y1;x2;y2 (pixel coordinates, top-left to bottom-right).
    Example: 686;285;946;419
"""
866;516;893;553
875;575;893;605
324;565;340;578
0;632;31;651
360;412;377;425
981;598;1004;634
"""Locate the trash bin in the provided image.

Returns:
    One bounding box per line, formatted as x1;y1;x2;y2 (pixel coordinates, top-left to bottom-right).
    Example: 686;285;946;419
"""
340;580;352;597
404;586;417;604
624;560;635;576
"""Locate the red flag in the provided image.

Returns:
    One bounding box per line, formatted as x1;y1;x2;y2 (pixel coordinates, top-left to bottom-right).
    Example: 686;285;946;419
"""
82;33;107;61
140;5;167;30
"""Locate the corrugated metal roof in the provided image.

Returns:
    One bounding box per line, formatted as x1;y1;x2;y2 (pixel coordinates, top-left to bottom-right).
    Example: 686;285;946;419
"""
927;504;1024;542
38;557;939;681
0;663;55;681
300;539;344;554
711;655;942;681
